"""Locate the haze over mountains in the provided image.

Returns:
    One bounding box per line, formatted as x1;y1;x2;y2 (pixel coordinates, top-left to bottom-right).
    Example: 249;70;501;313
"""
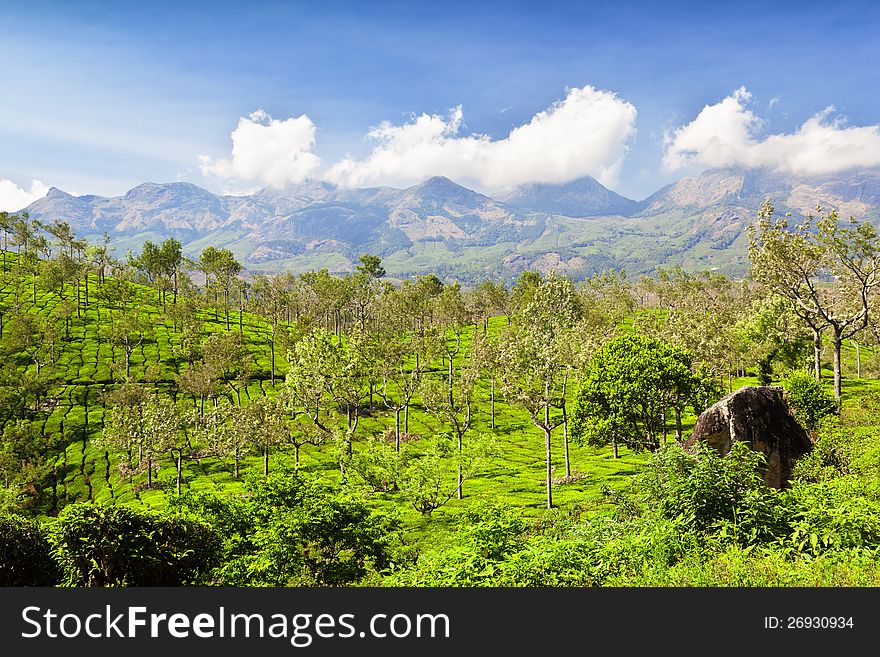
22;167;880;282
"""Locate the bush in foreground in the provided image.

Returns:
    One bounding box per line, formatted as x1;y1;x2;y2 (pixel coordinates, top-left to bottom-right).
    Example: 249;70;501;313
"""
0;513;57;586
48;503;221;586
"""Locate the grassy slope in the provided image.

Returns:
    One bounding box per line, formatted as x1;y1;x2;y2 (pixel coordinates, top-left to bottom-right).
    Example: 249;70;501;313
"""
1;253;874;550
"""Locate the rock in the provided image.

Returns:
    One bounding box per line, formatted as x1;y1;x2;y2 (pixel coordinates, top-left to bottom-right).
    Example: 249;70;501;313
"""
684;386;812;489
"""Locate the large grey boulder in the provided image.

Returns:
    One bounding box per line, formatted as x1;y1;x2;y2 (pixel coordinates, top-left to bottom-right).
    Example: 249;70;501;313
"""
684;386;812;489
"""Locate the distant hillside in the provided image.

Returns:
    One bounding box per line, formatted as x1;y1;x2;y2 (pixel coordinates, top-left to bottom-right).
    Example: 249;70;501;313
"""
23;167;880;282
496;175;641;217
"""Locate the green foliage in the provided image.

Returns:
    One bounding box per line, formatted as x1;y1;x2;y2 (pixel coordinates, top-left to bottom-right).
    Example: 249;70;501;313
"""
459;500;526;560
0;514;58;586
48;503;221;586
398;433;495;514
791;416;856;483
782;369;837;429
6;218;880;589
637;442;788;544
784;478;880;554
572;334;712;450
175;470;403;587
349;436;405;492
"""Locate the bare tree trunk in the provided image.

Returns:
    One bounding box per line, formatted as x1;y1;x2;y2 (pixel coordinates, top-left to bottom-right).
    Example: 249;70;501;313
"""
813;327;822;382
675;408;683;442
457;430;463;500
561;374;570;478
491;377;496;429
176;452;182;496
832;328;843;405
269;326;276;386
544;421;553;510
852;340;861;379
395;407;401;453
263;443;269;477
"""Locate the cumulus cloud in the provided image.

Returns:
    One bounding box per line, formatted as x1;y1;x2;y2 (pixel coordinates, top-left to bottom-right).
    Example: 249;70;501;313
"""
664;87;880;176
0;179;49;212
198;109;322;188
325;85;637;190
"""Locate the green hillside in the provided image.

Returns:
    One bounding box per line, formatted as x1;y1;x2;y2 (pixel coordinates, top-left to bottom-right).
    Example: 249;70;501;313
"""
3;208;880;587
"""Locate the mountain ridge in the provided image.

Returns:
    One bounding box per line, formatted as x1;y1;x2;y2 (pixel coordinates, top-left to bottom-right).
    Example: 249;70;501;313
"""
22;167;880;282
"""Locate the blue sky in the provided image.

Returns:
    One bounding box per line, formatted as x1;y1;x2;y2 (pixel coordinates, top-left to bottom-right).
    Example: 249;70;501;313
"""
2;0;880;208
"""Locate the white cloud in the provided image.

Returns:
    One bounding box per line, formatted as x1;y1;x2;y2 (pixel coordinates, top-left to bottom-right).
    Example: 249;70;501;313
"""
198;109;321;188
0;179;49;212
664;87;880;176
325;85;637;190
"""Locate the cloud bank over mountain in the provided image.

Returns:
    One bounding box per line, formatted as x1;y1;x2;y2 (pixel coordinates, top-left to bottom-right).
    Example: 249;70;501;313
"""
198;110;322;189
15;84;880;207
663;87;880;176
199;85;637;193
325;85;637;191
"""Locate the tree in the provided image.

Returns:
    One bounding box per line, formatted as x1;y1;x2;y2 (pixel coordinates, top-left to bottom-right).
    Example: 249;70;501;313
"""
103;312;148;379
0;420;42;491
7;310;52;375
285;328;370;474
98;381;151;483
355;253;386;280
146;397;195;496
251;273;294;384
509;270;543;319
420;331;483;499
738;293;813;383
130;240;165;304
496;274;580;508
176;359;220;415
469;279;509;334
375;326;437;451
202;332;253;406
636;266;744;393
160;237;184;304
0;211;10;273
749;202;880;402
571;335;712;456
215;249;243;331
233;395;287;477
166;298;204;365
198;246;241;327
399;433;495;515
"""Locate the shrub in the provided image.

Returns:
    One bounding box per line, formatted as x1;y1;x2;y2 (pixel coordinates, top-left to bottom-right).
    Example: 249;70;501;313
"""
782;369;836;430
783;477;880;554
197;470;403;587
348;436;406;493
48;503;221;586
0;514;58;586
459;501;526;560
638;442;788;544
791;416;855;483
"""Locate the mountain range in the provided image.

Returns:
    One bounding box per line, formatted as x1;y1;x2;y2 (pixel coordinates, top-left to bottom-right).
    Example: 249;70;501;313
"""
22;167;880;282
